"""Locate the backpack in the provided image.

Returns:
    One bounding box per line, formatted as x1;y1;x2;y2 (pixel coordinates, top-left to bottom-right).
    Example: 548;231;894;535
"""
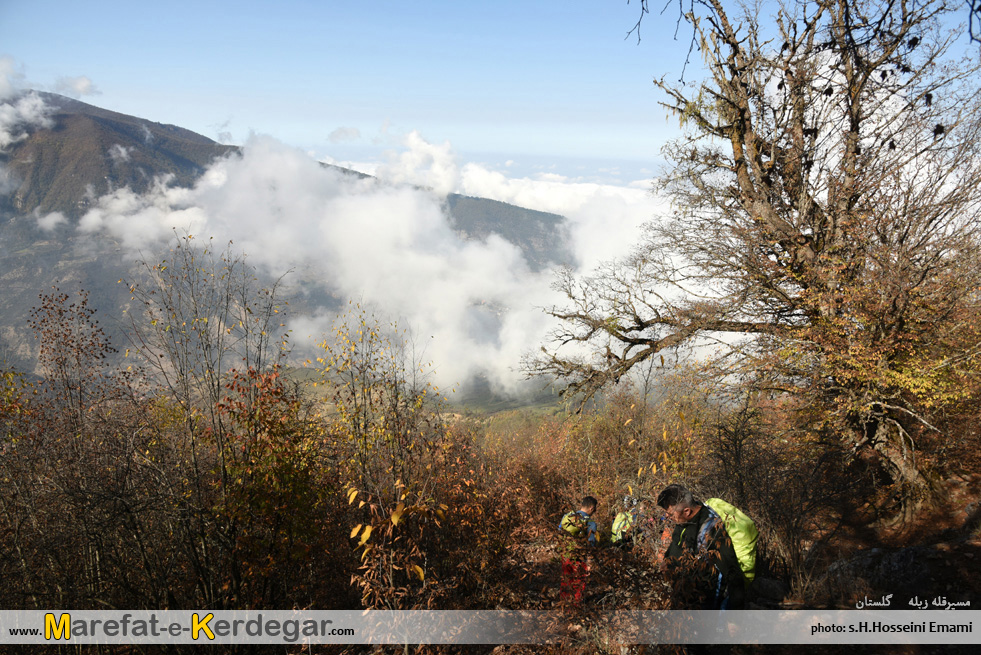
704;498;758;583
610;510;634;543
560;510;600;544
560;510;586;536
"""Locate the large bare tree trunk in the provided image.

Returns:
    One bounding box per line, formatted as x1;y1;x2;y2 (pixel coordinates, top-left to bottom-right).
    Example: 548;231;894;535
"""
866;420;943;520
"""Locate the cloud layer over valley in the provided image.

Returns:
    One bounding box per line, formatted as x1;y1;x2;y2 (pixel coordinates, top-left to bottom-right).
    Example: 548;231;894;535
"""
1;77;664;392
74;133;663;391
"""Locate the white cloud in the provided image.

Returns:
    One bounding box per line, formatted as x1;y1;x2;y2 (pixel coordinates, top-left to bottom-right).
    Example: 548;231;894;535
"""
209;117;234;144
0;165;19;196
108;144;133;163
0;90;54;152
76;138;545;389
76;133;663;391
37;211;67;231
54;75;99;98
1;57;55;154
78;173;206;249
457;161;663;269
375;130;459;196
328;126;361;143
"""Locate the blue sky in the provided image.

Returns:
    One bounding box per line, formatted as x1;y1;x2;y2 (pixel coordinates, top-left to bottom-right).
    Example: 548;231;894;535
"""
1;0;693;182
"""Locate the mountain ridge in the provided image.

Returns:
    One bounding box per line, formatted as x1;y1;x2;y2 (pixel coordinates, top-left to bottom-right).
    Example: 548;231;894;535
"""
0;92;574;372
2;91;573;271
2;92;238;219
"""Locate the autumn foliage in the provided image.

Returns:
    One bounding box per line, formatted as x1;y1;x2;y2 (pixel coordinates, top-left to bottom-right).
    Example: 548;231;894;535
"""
0;234;978;655
0;259;582;614
0;269;733;618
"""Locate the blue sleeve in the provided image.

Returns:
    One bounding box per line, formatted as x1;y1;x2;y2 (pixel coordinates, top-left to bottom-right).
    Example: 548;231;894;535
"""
586;519;598;545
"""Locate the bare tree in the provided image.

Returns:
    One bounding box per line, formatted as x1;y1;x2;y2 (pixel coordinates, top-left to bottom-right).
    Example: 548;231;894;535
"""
530;0;981;502
963;0;981;41
123;234;292;606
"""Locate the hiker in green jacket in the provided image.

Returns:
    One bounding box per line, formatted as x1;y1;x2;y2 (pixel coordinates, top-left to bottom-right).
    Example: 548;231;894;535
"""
611;495;648;547
656;484;745;610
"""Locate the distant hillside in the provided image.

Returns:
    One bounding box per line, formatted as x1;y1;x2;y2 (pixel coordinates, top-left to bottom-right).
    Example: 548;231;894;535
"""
0;92;574;372
446;194;573;272
1;93;573;271
1;92;238;219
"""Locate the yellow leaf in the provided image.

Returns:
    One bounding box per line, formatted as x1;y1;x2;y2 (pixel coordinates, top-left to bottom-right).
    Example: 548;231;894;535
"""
358;525;373;546
624;418;633;426
411;564;425;581
350;524;363;539
347;488;358;504
391;502;405;526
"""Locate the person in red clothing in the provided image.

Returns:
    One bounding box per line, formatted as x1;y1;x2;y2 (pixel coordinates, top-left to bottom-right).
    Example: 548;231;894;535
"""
558;496;599;603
